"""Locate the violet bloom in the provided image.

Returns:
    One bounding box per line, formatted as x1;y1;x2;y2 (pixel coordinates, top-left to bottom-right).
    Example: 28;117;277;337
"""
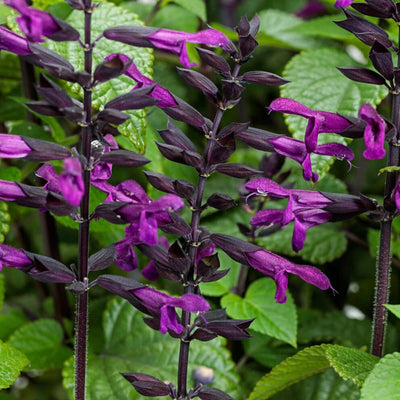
132;286;210;334
246;178;332;252
269;98;351;153
0;180;26;202
36;157;84;206
0;243;31;272
147;28;230;68
268;135;354;182
246;249;332;303
358;103;386;160
295;0;325;18
105;180;184;245
334;0;353;8
105;54;176;108
4;0;78;43
0;26;31;55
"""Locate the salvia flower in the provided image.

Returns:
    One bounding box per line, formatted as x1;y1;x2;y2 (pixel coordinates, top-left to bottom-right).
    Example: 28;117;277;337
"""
36;157;84;206
4;0;79;43
105;54;176;108
211;234;332;303
0;26;31;55
358;103;387;160
132;286;210;334
269;98;352;153
104;26;230;68
0;134;71;161
334;0;353;8
0;243;31;272
246;249;332;303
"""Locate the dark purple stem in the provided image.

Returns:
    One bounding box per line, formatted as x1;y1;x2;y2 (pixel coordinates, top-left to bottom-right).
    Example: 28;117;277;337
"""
176;62;242;398
371;31;400;357
75;8;93;400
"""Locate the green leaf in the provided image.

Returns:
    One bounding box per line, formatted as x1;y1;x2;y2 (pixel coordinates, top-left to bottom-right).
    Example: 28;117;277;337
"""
378;166;400;175
248;345;331;400
361;353;400;400
9;121;54;141
7;319;72;370
0;309;29;341
269;369;360;400
0;275;4;314
281;47;388;180
0;167;21;182
169;0;206;21
221;278;297;346
258;10;334;50
385;304;400;320
285;14;354;41
0;53;21;97
0;340;29;389
63;297;241;400
325;346;379;387
153;4;199;32
0;202;10;243
258;224;347;264
48;2;153;152
199;251;241;297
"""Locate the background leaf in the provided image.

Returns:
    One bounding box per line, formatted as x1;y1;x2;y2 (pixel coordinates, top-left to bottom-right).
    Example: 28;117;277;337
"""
0;340;29;389
360;353;400;400
385;304;400;319
0;202;10;244
280;47;388;180
169;0;206;21
48;1;153;152
7;319;72;370
221;278;297;346
63;297;241;400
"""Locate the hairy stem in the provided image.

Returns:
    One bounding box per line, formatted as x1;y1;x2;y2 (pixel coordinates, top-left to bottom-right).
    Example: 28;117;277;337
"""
75;8;93;400
176;62;242;398
371;32;400;356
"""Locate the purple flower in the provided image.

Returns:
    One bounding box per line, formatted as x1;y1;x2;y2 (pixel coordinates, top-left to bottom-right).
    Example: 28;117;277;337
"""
295;0;326;18
147;28;230;68
246;178;332;251
358;103;386;160
246;249;332;303
269;98;351;153
0;180;26;202
0;243;31;272
334;0;353;8
104;27;230;68
132;286;210;334
0;134;71;161
268;135;354;182
105;54;176;108
0;26;31;55
36;157;84;206
104;180;184;245
4;0;79;43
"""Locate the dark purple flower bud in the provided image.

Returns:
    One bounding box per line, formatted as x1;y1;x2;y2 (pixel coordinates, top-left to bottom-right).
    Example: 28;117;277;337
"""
358;103;386;159
100;150;150;168
95;109;130;126
269;98;352;153
197;386;235;400
158;119;198;152
0;134;70;161
0;26;31;55
352;0;397;20
236;126;279;152
216;163;262;178
4;0;79;42
206;193;236;210
334;10;393;48
144;171;178;195
222;79;245;101
122;373;171;397
64;0;85;10
235;15;260;59
93;56;132;83
369;41;394;82
196;47;230;73
168;240;190;275
260;153;286;179
177;67;218;97
88;245;117;272
104;26;230;68
240;71;289;87
104;87;160;111
337;66;387;86
156;142;203;170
